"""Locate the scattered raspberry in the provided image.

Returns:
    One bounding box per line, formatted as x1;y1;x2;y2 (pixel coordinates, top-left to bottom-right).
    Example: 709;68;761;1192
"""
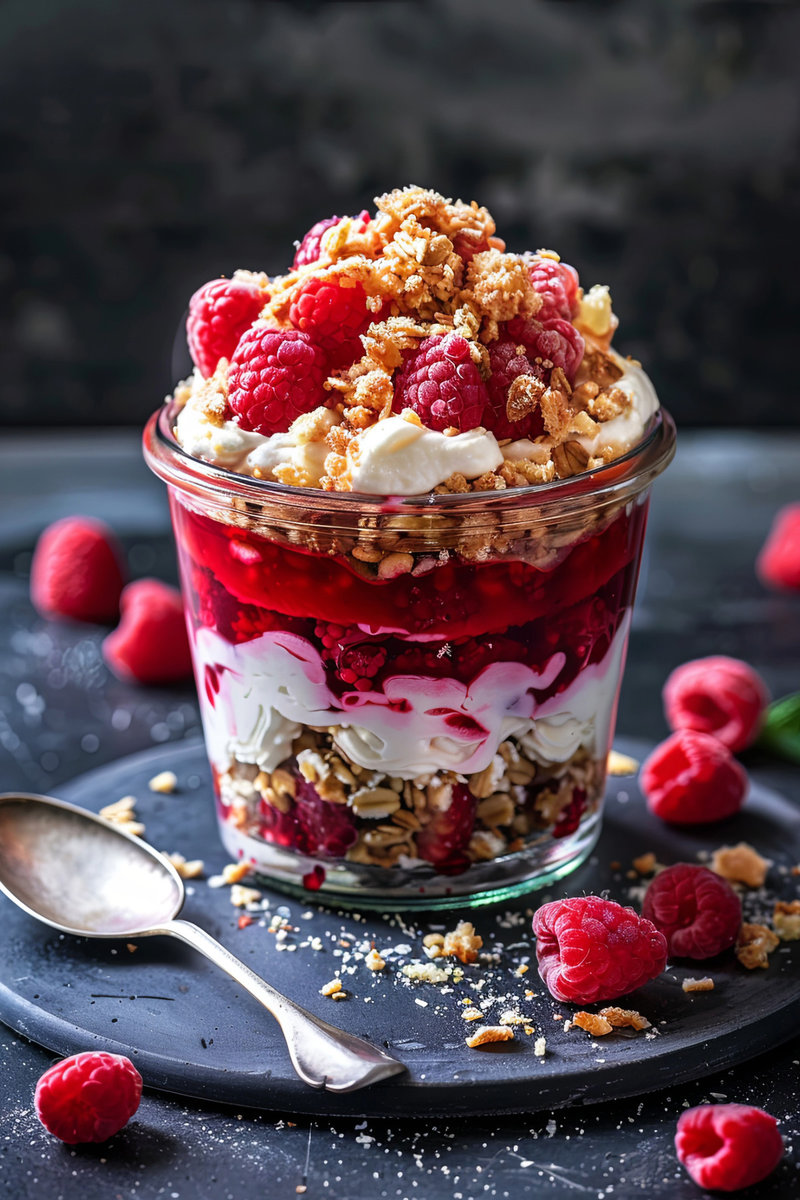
103;579;192;685
532;895;667;1004
260;775;357;859
527;256;580;321
663;656;769;753
506;315;585;383
392;333;488;432
35;1051;142;1144
640;730;748;824
293;210;370;270
483;337;546;440
31;517;126;624
642;863;742;959
186;278;265;379
675;1104;783;1192
757;502;800;592
416;783;477;874
289;275;380;368
228;324;327;435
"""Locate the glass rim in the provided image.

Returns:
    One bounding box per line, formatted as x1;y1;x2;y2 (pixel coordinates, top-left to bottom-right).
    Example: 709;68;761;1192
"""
144;397;676;515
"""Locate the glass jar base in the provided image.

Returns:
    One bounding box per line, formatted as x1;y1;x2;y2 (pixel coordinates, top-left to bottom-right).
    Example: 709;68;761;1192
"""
218;812;602;912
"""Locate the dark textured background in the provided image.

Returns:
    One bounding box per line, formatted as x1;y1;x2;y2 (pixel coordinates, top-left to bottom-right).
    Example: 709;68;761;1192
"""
1;0;799;429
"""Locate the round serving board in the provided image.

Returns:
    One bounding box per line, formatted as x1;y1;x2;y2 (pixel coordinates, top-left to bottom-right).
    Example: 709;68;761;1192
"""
0;738;798;1118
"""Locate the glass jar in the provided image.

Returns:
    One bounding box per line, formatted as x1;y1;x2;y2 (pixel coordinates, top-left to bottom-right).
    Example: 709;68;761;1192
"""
144;402;675;909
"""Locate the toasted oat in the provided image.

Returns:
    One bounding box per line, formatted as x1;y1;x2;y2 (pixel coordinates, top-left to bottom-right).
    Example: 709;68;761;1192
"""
148;770;178;794
607;750;639;776
599;1007;651;1031
230;884;262;908
442;920;483;964
401;961;452;984
465;1025;515;1049
365;948;386;972
163;851;205;880
736;923;780;969
570;1012;614;1037
773;900;800;941
534;1037;547;1057
632;852;657;876
711;843;771;889
682;976;715;992
320;979;343;996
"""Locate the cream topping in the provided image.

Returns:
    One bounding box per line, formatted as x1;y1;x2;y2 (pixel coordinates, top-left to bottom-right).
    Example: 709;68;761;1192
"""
347;416;503;495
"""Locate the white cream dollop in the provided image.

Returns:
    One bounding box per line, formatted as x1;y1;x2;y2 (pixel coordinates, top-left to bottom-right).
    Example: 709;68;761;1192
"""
175;397;265;470
348;416;503;495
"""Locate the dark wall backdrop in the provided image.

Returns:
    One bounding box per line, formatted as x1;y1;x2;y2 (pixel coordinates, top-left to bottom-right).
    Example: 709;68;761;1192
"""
1;0;799;429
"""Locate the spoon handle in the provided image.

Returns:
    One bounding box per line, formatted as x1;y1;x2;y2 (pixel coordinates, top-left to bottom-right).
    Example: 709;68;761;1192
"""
158;918;404;1093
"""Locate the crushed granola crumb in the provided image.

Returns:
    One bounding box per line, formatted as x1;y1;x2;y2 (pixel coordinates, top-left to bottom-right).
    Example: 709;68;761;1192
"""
163;851;205;879
99;795;145;837
461;1008;484;1022
365;948;386;972
736;923;780;969
682;977;715;993
221;861;253;885
320;979;343;996
773;900;800;941
148;770;178;794
571;1012;613;1037
632;852;657;876
442;920;483;964
465;1025;515;1049
598;1007;651;1031
711;843;771;889
230;884;262;908
534;1037;547;1057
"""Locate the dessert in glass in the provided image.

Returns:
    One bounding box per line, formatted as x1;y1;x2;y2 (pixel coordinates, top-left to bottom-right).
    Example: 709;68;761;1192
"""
144;186;675;907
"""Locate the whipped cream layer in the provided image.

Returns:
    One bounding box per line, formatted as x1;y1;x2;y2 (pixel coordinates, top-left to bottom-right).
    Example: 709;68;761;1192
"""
193;616;629;782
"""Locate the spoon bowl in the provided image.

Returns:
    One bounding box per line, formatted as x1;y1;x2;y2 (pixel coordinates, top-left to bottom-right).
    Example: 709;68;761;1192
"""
0;793;405;1093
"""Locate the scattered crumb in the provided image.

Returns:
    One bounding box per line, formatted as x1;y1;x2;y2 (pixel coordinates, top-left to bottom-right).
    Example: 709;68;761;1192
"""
148;770;178;794
571;1012;613;1037
465;1025;515;1049
599;1007;651;1031
461;1008;484;1022
632;852;657;876
230;884;262;908
320;979;343;997
607;750;639;776
442;920;483;964
163;851;205;879
401;961;453;984
221;861;253;885
736;923;780;969
99;795;145;837
332;989;348;1000
711;843;771;889
682;977;715;993
515;964;529;977
296;1187;307;1195
534;1037;547;1057
125;943;138;954
773;900;800;941
365;948;386;971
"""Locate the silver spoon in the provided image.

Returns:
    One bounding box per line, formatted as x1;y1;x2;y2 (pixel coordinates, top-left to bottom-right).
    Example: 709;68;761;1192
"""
0;792;405;1093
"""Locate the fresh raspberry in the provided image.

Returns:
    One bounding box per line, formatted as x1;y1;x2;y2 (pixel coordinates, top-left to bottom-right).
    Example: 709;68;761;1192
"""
260;774;357;859
532;895;667;1004
293;210;370;270
186;278;265;379
103;579;192;685
416;783;477;874
506;315;585;383
640;730;748;825
663;656;769;753
35;1051;142;1144
392;333;488;432
30;516;126;624
642;864;742;959
228;324;327;436
527;256;580;321
757;502;800;592
483;337;546;441
675;1104;783;1192
452;232;492;264
289;274;380;368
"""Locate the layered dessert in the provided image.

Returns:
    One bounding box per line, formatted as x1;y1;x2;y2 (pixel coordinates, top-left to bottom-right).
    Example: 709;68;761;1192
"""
147;186;673;901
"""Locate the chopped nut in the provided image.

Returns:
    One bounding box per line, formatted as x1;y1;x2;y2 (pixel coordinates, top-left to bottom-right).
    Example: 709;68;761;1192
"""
230;884;262;908
632;852;657;876
222;861;252;885
607;750;639;776
442;920;483;964
682;977;715;992
100;795;137;821
365;948;386;972
163;852;205;879
125;943;138;954
465;1025;515;1049
515;964;529;977
736;923;779;969
711;843;771;889
461;1008;484;1022
148;770;178;794
534;1037;547;1057
320;979;343;996
571;1012;613;1037
332;989;348;1000
422;933;445;947
350;787;402;819
773;900;800;941
552;440;590;480
598;1007;651;1031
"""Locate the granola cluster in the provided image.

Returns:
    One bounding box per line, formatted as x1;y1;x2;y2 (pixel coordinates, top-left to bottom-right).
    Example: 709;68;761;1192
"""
173;186;647;496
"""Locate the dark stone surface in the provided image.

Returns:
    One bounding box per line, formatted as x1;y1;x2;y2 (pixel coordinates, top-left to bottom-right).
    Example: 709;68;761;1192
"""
1;0;799;429
0;428;799;1196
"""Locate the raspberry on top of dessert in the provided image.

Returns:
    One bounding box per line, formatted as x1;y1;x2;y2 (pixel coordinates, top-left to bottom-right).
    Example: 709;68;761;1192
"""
172;186;659;495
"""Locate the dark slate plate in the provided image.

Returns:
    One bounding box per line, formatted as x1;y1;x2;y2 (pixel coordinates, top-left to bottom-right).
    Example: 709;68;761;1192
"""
0;738;798;1118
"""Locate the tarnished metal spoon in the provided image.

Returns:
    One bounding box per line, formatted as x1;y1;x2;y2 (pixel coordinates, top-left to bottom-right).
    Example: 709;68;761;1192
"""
0;792;405;1093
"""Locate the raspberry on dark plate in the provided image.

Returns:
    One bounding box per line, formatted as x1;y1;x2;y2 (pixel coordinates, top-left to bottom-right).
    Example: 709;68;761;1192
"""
103;578;192;685
532;895;667;1004
289;274;380;368
416;783;477;874
663;656;769;753
187;277;266;379
228;324;327;435
676;1104;784;1192
642;863;741;959
35;1051;142;1144
757;502;800;592
392;333;488;432
640;730;748;824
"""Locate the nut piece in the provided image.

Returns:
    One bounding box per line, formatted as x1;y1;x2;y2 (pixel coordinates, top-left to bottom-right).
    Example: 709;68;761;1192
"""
461;1008;484;1022
607;750;639;776
534;1037;547;1057
465;1025;515;1049
598;1006;651;1031
632;852;657;876
571;1012;613;1037
365;948;386;972
230;884;262;908
773;900;800;941
711;843;771;889
221;861;252;885
148;770;178;794
736;923;780;969
320;979;343;996
682;976;715;993
163;851;205;879
442;920;483;964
